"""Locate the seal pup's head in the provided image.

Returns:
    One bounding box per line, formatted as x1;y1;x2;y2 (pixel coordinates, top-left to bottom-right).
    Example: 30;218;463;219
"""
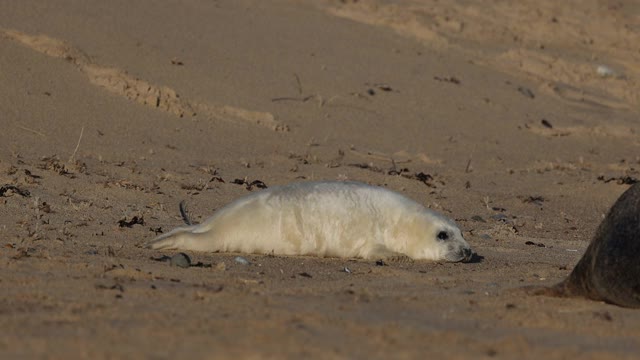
405;213;473;262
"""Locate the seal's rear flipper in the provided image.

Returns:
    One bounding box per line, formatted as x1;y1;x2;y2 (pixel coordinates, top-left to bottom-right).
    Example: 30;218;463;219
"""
145;226;197;250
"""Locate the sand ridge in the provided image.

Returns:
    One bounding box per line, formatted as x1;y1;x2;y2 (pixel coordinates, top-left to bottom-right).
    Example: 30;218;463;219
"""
2;28;287;131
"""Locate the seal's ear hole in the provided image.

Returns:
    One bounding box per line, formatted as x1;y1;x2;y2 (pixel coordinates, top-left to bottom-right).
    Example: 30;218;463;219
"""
437;231;449;241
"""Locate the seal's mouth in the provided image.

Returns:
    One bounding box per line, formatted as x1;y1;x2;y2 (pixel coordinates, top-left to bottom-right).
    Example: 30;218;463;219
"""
460;248;474;263
448;248;474;263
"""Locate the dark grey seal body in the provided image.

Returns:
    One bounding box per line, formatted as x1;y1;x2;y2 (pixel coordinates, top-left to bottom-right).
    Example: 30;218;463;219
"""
535;183;640;307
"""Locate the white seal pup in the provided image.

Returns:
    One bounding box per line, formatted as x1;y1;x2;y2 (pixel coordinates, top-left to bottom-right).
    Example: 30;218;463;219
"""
148;181;473;262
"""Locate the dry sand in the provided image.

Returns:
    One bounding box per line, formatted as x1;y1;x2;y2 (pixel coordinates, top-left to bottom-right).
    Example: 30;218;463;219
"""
1;0;640;358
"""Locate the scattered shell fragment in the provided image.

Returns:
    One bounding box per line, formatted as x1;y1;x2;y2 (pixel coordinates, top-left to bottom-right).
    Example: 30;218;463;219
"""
234;256;250;265
596;65;616;77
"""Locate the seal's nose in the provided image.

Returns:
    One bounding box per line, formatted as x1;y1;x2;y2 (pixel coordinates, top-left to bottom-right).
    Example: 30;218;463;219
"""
461;248;473;263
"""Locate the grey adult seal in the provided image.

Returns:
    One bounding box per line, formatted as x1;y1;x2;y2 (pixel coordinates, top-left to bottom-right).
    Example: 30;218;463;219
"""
532;183;640;307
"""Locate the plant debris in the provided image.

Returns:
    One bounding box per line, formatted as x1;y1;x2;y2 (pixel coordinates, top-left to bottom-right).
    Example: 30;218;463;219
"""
523;195;545;206
0;184;30;197
347;163;439;187
517;86;535;99
597;175;639;185
118;215;144;228
412;172;435;186
387;167;411;176
11;247;34;259
348;163;383;172
96;283;125;292
22;169;39;177
191;261;212;268
232;178;268;191
433;76;461;84
375;84;393;92
150;227;163;235
151;255;172;262
39;155;85;177
525;241;546;247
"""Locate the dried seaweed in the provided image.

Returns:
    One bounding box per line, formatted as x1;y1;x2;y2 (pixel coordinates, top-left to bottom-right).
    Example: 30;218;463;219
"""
232;178;268;191
0;184;30;197
597;175;639;185
525;241;545;247
118;216;144;228
433;76;461;84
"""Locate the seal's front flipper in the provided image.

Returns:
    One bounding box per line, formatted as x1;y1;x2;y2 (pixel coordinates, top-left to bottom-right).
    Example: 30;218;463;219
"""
386;254;414;263
368;245;414;263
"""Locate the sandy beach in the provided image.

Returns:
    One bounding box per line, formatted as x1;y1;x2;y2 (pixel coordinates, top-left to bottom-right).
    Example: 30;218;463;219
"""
1;0;640;358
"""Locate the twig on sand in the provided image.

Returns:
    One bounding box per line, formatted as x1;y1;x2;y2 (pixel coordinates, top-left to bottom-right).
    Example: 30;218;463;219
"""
68;126;85;163
32;196;40;239
465;159;472;173
16;125;46;137
294;73;303;95
483;196;491;211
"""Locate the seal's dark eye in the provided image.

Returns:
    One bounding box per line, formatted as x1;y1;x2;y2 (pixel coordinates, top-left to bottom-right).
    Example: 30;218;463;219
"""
437;231;449;240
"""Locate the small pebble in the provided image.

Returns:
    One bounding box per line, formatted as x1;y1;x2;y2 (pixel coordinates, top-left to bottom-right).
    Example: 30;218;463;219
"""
170;253;191;268
491;214;510;222
234;256;251;265
471;215;486;223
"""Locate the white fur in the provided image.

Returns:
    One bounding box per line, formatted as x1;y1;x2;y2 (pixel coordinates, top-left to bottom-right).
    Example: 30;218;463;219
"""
148;181;472;262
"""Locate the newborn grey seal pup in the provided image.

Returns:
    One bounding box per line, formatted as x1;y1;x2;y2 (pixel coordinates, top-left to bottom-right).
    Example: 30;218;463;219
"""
531;183;640;307
148;181;473;262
